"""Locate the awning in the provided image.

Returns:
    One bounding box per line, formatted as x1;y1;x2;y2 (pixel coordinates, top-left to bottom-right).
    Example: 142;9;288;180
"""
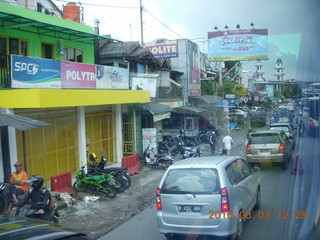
135;103;171;114
153;112;171;122
0;112;51;131
173;106;205;113
0;5;120;42
135;103;172;122
189;95;224;107
167;78;181;87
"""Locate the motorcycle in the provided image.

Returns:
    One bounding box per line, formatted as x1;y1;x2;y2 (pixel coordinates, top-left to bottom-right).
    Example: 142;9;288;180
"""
157;140;169;153
142;143;174;169
89;155;131;193
73;165;117;198
0;183;8;214
171;141;201;159
16;202;60;223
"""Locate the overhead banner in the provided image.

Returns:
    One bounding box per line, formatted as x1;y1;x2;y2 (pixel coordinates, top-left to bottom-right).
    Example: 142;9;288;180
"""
132;77;157;98
61;61;96;88
207;29;269;61
96;65;129;89
145;39;178;59
11;55;61;88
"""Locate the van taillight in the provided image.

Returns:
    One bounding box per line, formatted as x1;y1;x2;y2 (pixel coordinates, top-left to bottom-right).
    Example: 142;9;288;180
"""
246;145;251;154
221;187;230;212
156;188;162;210
279;144;285;153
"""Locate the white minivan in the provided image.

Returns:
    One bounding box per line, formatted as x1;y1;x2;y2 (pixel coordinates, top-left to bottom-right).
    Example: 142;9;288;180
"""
156;156;261;240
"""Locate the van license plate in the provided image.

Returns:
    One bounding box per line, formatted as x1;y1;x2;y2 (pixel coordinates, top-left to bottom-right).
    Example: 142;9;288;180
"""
178;205;201;212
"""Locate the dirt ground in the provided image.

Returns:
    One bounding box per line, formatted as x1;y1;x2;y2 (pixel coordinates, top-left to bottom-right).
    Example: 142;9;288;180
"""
57;165;166;240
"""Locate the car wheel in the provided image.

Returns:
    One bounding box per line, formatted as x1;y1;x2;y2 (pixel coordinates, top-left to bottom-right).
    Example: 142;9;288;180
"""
254;188;261;209
235;214;243;240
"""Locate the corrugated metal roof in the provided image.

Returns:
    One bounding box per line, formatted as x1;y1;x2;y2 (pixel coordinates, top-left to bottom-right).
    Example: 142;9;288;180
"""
0;112;51;131
99;41;141;56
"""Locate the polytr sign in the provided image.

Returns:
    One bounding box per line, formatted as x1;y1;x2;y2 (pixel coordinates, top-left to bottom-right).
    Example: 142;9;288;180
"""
207;29;269;61
11;55;61;88
145;39;178;59
61;61;96;88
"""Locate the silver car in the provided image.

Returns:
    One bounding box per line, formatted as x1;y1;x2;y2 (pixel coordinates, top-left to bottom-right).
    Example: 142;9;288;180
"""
156;156;260;240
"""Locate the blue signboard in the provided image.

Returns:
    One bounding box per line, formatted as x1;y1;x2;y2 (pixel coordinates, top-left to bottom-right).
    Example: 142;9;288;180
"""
11;55;61;88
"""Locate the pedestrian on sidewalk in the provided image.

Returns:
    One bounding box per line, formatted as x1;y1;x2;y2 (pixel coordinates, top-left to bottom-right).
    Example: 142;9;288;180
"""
209;131;219;155
223;132;234;156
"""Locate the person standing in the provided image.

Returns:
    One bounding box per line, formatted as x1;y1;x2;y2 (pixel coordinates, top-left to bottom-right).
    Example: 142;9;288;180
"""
223;133;234;156
209;131;218;155
6;162;28;213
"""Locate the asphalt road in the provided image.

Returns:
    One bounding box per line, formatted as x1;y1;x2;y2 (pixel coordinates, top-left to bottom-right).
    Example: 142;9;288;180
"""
101;116;320;240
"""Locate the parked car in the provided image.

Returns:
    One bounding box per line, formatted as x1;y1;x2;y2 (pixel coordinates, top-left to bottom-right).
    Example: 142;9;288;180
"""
246;130;292;170
0;214;92;240
269;122;295;149
156;156;261;240
229;108;248;118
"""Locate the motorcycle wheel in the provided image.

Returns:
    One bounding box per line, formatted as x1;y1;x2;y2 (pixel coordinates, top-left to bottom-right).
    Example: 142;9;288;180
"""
73;182;87;192
101;187;117;199
113;178;127;193
0;194;8;214
118;174;131;190
51;216;59;224
171;148;179;156
163;161;173;170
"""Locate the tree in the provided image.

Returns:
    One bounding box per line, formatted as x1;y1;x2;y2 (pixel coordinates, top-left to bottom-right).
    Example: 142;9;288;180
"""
201;80;215;95
217;78;235;96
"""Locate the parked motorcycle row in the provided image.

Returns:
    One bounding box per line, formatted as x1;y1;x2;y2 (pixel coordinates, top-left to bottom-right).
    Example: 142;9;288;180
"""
141;132;204;169
72;153;131;199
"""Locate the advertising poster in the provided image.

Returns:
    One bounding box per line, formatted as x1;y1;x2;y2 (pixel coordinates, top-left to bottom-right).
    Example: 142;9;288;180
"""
96;65;129;89
207;29;269;61
132;77;156;97
188;41;201;96
145;39;178;59
11;55;61;88
61;61;96;88
142;128;157;156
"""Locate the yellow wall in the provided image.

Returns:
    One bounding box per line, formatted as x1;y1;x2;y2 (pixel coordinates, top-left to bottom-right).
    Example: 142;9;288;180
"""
0;89;150;108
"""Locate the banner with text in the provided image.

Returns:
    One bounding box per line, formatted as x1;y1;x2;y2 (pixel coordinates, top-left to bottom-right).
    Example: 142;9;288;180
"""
96;65;129;89
61;61;96;88
145;39;178;59
207;29;269;61
11;55;61;88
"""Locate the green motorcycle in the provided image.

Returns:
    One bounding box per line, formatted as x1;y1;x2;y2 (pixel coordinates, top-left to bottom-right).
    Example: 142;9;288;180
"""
73;166;117;198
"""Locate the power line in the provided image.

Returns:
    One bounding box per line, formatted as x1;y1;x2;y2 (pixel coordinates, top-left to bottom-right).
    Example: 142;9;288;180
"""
143;8;186;40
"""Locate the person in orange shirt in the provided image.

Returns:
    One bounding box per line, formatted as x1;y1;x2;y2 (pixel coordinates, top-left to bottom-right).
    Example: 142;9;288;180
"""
6;162;28;213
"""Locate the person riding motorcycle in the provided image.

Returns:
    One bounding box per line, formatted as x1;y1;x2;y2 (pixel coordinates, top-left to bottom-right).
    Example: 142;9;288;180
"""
15;175;51;221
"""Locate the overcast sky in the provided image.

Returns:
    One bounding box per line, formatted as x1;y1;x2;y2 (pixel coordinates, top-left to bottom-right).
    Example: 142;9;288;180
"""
52;0;319;80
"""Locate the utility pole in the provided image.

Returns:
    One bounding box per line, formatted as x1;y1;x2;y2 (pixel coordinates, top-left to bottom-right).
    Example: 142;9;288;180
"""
140;0;144;46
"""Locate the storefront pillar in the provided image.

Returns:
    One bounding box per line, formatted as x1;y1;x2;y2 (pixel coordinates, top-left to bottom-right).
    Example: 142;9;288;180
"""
115;104;123;165
78;106;87;171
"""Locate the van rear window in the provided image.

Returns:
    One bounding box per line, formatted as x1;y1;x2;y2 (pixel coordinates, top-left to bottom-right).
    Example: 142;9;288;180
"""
161;168;220;194
249;134;280;144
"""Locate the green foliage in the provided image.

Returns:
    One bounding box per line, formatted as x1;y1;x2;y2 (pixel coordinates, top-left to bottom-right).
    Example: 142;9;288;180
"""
201;80;215;95
217;78;236;96
282;83;300;99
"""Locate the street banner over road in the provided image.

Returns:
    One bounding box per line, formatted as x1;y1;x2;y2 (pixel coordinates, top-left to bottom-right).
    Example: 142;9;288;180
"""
207;29;269;61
